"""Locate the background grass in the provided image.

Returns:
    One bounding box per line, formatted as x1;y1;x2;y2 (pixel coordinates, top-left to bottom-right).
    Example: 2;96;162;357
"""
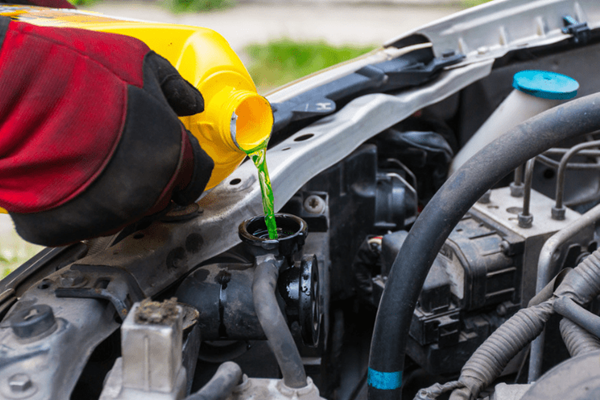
70;0;235;12
68;0;97;6
0;215;43;280
0;243;41;279
160;0;234;13
245;39;376;91
1;255;20;279
461;0;493;8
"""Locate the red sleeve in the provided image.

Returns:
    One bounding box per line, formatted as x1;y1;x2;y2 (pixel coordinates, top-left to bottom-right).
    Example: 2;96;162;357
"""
26;0;76;9
0;19;147;213
0;0;76;8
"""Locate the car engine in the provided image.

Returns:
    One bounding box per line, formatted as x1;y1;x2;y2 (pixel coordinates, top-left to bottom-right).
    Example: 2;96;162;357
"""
2;1;600;400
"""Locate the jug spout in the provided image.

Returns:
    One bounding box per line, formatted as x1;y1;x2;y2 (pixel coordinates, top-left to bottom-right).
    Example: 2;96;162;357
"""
214;87;273;153
192;87;273;189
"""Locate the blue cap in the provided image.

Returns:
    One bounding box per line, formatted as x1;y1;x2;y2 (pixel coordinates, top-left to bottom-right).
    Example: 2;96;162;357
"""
513;70;579;100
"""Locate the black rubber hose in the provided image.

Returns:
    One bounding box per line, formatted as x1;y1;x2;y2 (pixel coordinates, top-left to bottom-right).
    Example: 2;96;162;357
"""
253;258;307;388
368;92;600;400
184;362;242;400
559;318;600;357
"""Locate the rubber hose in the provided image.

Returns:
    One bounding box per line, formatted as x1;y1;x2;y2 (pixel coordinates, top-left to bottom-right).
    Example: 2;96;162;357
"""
253;258;307;388
448;301;554;400
368;92;600;400
184;362;242;400
560;318;600;357
554;296;600;338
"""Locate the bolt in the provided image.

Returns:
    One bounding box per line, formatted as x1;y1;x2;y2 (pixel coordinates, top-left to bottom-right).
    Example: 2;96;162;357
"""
509;182;524;198
496;303;508;317
303;195;326;214
9;374;32;393
500;240;511;255
163;202;201;221
60;270;86;288
518;213;533;228
552;206;566;221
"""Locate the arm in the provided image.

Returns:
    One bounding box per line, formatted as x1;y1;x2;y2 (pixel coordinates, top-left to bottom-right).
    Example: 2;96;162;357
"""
0;16;214;246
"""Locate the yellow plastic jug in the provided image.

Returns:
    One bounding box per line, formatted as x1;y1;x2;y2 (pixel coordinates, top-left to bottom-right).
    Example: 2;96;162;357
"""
0;5;274;197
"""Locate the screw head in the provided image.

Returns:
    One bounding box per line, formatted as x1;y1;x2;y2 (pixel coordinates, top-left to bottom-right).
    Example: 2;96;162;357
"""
500;240;511;255
303;195;326;214
8;374;32;393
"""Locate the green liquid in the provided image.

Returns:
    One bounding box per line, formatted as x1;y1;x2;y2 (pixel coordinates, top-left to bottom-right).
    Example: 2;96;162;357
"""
246;145;278;239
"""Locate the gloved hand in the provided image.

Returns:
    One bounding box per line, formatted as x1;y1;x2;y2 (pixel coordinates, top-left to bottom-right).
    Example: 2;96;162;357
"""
0;16;214;246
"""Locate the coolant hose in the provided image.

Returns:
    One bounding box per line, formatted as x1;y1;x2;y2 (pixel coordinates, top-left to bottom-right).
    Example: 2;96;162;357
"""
184;362;243;400
560;318;600;357
368;92;600;400
253;258;307;388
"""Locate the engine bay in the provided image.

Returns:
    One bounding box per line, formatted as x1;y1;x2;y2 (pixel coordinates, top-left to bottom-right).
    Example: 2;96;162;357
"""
2;1;600;399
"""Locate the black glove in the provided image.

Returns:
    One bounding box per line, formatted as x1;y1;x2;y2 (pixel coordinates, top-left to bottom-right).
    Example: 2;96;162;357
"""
0;17;213;246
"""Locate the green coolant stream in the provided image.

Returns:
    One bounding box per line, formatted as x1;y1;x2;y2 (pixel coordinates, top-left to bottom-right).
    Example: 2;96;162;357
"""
246;144;278;239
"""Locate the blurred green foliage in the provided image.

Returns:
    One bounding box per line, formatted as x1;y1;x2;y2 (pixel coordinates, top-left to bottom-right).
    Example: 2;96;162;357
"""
68;0;98;6
461;0;493;7
245;39;376;91
162;0;234;13
0;255;18;279
70;0;235;12
0;225;43;280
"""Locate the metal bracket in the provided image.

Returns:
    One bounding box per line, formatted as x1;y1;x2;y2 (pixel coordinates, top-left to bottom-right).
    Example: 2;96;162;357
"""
100;300;187;400
55;264;145;320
